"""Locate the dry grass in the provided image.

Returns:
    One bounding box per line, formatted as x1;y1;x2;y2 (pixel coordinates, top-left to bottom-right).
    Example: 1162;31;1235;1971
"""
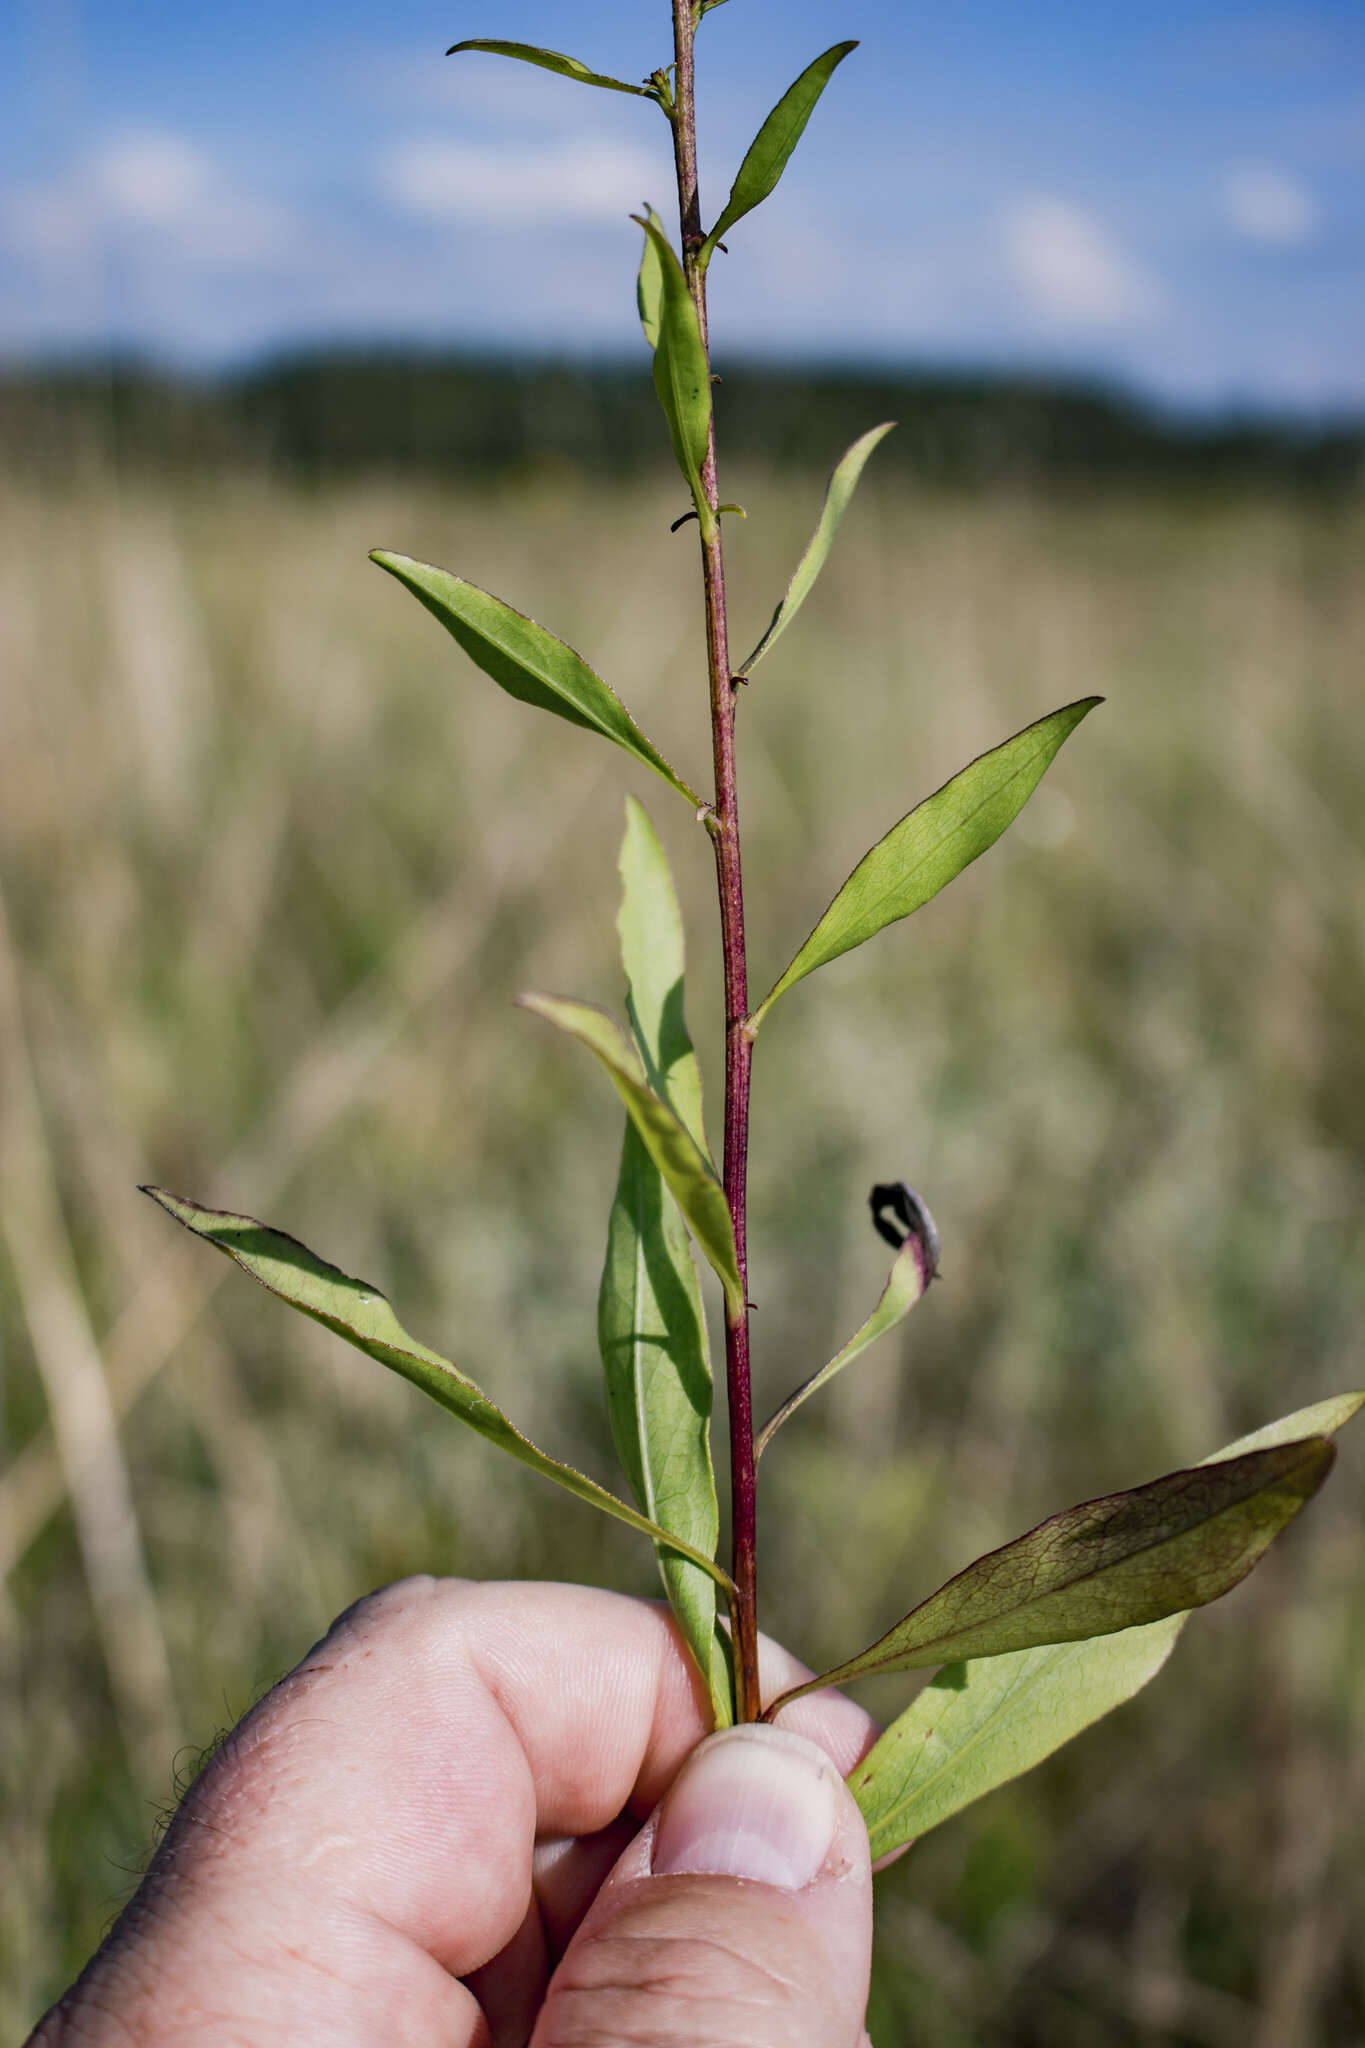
3;461;1363;2042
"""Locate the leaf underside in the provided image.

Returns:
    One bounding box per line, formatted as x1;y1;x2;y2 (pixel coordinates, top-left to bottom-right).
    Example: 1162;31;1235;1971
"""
518;993;743;1315
599;797;729;1725
844;1392;1362;1856
753;697;1101;1026
369;551;698;806
447;39;657;100
851;1616;1186;1862
140;1187;733;1591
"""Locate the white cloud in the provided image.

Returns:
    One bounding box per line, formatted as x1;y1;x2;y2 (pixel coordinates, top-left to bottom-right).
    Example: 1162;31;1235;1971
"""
379;134;657;225
1001;196;1160;330
93;134;214;225
0;130;298;272
1223;165;1316;244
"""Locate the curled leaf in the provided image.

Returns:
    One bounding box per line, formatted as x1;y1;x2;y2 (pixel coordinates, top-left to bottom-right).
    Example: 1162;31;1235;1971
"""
751;699;1100;1028
141;1187;733;1593
447;39;661;102
518;993;742;1316
637;220;664;351
632;212;713;525
755;1184;939;1460
370;551;698;806
739;422;895;676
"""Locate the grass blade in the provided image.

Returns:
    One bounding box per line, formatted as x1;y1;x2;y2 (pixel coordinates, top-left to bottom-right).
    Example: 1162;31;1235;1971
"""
370;551;700;806
633;213;713;526
141;1187;734;1593
600;798;729;1724
447;39;659;101
702;42;858;259
751;698;1100;1028
518;993;743;1315
739;422;896;677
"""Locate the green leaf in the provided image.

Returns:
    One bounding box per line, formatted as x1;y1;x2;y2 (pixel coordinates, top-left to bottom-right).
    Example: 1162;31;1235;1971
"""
739;422;895;677
141;1187;733;1595
778;1439;1333;1704
1202;1390;1364;1461
851;1617;1186;1860
600;799;729;1726
518;993;743;1316
844;1391;1362;1855
447;39;659;101
701;42;858;261
600;1128;729;1725
370;552;699;807
636;220;664;352
632;213;713;526
755;1230;932;1460
617;797;708;1150
751;698;1100;1028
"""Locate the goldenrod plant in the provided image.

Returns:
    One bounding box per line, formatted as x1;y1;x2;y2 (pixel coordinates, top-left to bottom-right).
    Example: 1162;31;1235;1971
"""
146;3;1360;1861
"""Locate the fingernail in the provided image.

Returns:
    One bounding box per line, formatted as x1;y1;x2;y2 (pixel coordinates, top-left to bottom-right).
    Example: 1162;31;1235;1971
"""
652;1725;840;1890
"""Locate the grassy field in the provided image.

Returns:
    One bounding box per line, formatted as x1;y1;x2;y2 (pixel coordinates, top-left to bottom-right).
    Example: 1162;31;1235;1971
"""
3;458;1363;2043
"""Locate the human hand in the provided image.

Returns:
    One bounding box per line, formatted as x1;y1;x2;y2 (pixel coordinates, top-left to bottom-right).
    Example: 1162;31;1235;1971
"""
31;1578;881;2047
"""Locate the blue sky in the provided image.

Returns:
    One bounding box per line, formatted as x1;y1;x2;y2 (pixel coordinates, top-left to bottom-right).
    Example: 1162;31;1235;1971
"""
3;0;1362;413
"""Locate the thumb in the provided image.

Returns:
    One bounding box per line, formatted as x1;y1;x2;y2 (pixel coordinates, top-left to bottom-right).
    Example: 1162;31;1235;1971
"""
531;1724;874;2048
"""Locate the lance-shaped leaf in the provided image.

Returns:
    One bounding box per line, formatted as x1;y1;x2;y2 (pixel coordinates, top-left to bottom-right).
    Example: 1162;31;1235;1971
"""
141;1187;734;1595
599;798;729;1725
851;1616;1187;1860
616;796;708;1150
739;422;896;677
773;1437;1332;1709
519;993;743;1316
755;1228;934;1461
1201;1390;1364;1462
751;699;1100;1028
843;1391;1362;1855
447;39;660;102
636;217;664;352
370;552;699;806
701;42;858;262
632;214;712;525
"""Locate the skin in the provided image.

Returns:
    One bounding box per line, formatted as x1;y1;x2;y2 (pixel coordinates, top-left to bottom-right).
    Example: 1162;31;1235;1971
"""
30;1578;881;2048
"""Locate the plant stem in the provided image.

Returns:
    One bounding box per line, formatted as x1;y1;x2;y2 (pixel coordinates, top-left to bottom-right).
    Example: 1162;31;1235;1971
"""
668;0;760;1724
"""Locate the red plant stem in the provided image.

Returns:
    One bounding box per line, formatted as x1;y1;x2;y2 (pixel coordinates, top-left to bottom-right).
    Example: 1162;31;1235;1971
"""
668;0;760;1724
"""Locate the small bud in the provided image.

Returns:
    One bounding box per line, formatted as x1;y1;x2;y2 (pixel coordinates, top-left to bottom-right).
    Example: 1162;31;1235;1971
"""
869;1180;941;1279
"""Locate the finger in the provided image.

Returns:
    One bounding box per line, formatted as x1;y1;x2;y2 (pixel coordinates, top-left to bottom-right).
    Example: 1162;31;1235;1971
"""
464;1625;882;2030
35;1578;880;2048
532;1723;874;2048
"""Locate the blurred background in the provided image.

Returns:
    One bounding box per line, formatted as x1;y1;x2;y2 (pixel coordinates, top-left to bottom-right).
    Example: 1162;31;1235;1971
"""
3;2;1364;2042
